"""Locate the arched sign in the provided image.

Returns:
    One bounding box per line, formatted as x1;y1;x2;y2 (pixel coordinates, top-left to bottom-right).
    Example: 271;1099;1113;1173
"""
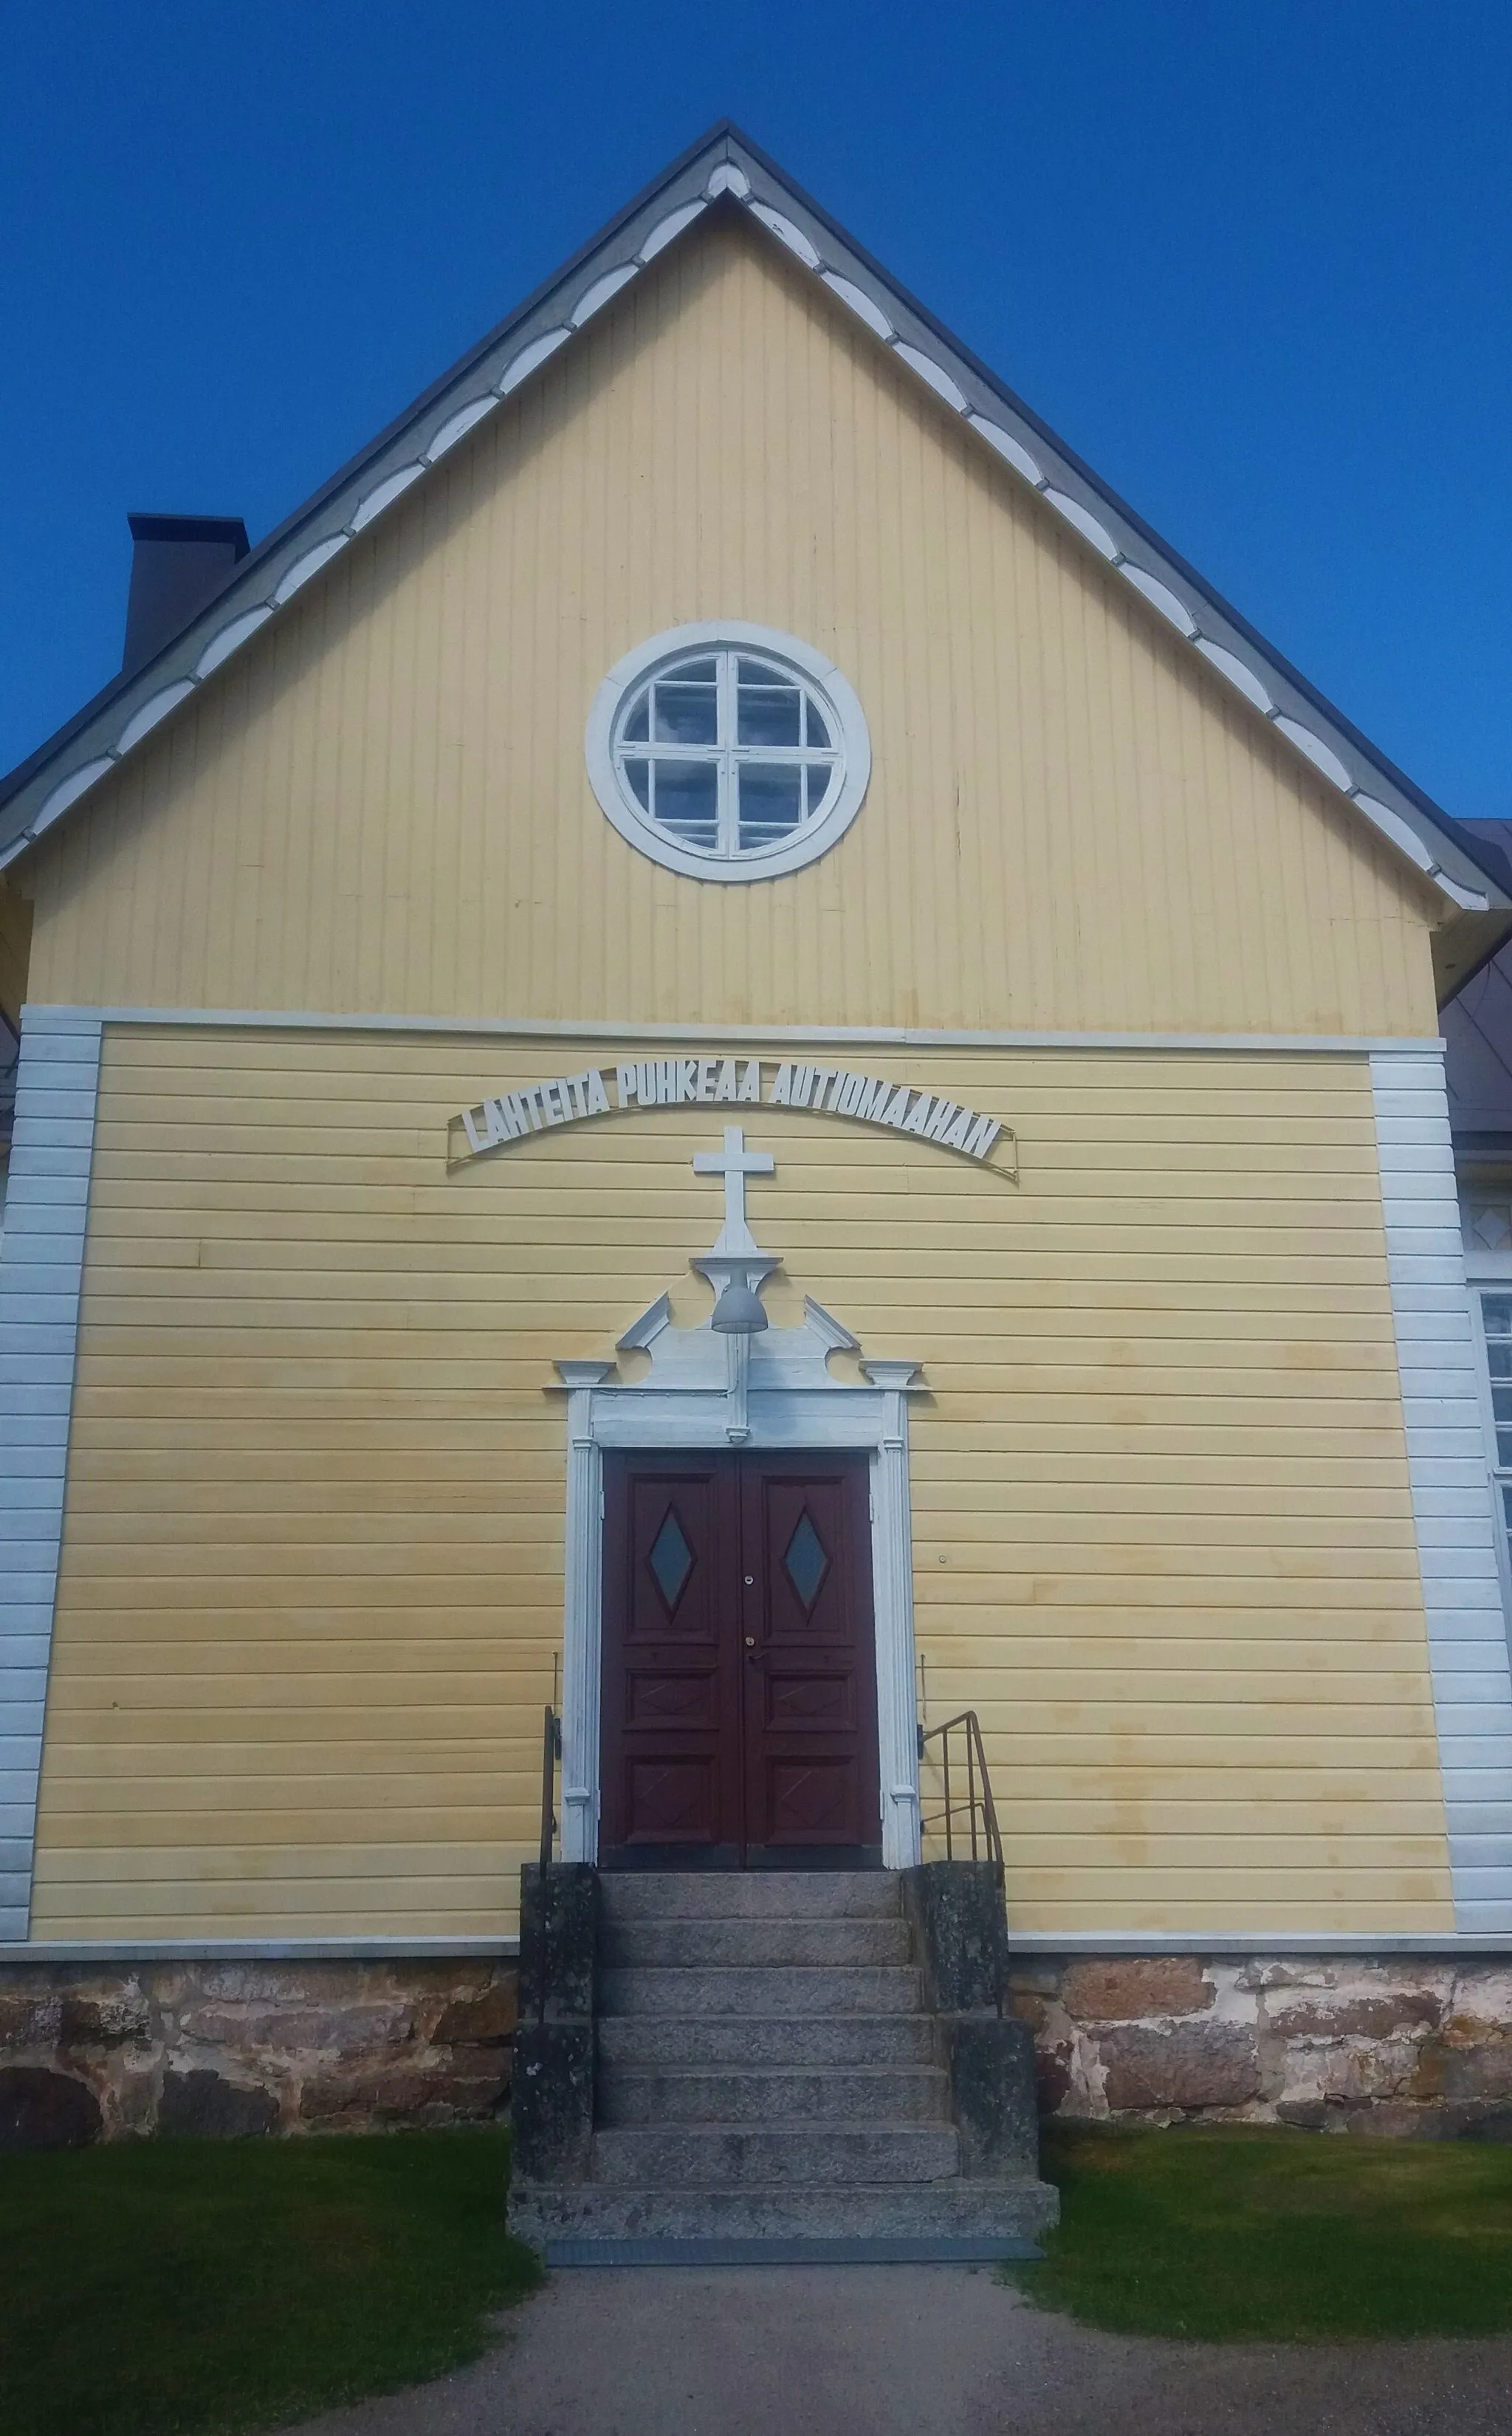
450;1057;1015;1175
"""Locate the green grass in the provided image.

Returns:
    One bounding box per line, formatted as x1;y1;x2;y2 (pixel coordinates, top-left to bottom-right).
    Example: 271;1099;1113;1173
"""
1011;2121;1512;2341
0;2127;541;2436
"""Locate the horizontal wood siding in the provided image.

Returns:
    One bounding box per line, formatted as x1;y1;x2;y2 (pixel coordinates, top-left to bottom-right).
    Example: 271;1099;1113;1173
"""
28;1026;1452;1935
23;219;1437;1039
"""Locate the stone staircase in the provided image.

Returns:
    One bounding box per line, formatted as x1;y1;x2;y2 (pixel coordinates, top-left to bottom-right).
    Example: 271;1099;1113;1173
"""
509;1870;1058;2262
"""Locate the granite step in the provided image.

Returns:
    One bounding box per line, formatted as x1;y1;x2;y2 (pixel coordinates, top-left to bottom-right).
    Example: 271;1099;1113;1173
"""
597;2063;951;2127
597;2012;940;2068
599;1965;923;2018
600;1917;912;1969
510;2178;1060;2247
598;1873;900;1921
590;2124;960;2186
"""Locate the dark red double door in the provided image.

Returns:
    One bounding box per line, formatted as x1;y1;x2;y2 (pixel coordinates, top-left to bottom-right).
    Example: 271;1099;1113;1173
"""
599;1451;881;1869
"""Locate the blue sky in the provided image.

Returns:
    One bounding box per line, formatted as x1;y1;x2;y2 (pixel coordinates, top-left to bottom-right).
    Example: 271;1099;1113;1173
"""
3;1;1509;814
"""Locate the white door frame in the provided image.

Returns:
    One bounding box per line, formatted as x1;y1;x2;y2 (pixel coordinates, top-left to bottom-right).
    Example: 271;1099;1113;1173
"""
553;1325;924;1870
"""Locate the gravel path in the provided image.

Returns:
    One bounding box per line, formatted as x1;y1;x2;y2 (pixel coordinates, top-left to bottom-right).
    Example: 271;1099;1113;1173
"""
282;2264;1512;2436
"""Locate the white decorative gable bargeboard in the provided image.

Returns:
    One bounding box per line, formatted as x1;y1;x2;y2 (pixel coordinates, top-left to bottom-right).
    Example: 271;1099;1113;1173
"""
1;126;1502;937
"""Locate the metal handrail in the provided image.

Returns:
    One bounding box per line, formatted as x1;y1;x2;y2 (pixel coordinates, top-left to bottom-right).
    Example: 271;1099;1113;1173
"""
538;1705;562;1870
918;1709;1003;1879
536;1696;1002;1875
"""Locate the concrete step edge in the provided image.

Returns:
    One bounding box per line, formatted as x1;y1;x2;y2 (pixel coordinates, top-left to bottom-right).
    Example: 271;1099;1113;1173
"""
509;2178;1061;2245
545;2235;1044;2265
591;2124;954;2144
595;2018;939;2065
599;1877;902;1920
589;2124;962;2183
598;2062;949;2080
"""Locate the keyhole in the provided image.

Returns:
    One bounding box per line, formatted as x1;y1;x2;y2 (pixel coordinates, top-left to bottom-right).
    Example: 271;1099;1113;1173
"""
743;1574;754;1585
744;1636;756;1648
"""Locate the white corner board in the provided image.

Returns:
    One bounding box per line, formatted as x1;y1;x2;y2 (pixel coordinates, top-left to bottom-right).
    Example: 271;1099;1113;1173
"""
1372;1045;1512;1930
0;1009;103;1941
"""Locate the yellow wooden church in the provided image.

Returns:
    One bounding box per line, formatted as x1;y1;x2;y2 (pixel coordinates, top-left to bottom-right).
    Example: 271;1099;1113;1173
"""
4;128;1512;2200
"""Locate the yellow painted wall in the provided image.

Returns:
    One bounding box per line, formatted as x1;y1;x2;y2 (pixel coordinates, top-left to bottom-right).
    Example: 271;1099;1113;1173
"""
21;217;1438;1039
30;1023;1452;1937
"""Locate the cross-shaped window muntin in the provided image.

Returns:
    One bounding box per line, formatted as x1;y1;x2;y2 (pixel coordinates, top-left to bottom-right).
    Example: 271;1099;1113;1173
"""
613;648;843;860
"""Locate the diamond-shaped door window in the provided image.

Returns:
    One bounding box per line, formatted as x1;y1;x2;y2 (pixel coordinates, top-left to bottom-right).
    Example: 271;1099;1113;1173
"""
648;1509;694;1610
783;1510;829;1610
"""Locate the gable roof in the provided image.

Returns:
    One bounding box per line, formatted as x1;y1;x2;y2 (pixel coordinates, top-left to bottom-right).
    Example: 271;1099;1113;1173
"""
3;120;1507;951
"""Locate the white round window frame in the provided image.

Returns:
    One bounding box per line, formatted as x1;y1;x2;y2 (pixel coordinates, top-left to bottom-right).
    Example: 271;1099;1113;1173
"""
585;620;872;883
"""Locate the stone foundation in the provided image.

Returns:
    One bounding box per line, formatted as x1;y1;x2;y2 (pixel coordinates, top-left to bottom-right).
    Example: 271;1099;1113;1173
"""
0;1957;518;2148
9;1944;1511;2147
1009;1953;1512;2135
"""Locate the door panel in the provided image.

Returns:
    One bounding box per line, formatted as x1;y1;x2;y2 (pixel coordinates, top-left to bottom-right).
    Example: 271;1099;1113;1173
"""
599;1455;742;1862
599;1449;880;1868
740;1458;879;1862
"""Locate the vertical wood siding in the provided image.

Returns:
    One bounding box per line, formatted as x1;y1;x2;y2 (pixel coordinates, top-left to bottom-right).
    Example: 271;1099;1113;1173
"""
28;1026;1451;1936
24;221;1437;1039
0;876;31;1033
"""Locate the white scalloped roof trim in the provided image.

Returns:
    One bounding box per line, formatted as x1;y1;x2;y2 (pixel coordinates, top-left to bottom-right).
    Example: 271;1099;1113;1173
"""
0;205;692;857
350;464;425;532
195;605;272;677
1119;564;1197;637
1273;715;1352;792
425;397;497;462
724;205;1488;905
33;757;114;833
822;273;893;340
1350;792;1436;871
968;415;1045;487
116;680;196;754
640;200;705;261
749;202;822;268
572;264;639;326
1437;871;1492;910
1045;491;1119;560
498;327;571;395
1195;639;1273;715
273;534;349;601
2;158;1490;914
893;341;968;413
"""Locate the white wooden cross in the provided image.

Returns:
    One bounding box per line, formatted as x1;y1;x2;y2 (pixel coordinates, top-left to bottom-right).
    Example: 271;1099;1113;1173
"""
693;1125;774;1257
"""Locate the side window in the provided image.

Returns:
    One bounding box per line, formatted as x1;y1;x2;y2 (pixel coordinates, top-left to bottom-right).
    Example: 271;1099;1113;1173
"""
1474;1291;1512;1613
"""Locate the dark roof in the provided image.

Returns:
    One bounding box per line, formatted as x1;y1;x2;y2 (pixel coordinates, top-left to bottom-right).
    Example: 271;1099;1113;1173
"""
1448;822;1512;1146
1;120;1506;918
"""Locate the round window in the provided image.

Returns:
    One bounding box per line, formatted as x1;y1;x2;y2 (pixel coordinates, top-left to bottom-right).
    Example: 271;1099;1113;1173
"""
585;622;870;881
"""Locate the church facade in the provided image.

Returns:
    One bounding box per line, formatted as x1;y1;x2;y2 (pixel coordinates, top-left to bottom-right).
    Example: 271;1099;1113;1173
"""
5;126;1512;2146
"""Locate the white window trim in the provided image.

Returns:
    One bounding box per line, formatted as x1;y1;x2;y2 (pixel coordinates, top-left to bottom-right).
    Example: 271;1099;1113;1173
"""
1465;1282;1512;1626
1461;1215;1512;1286
585;621;871;883
1461;1198;1512;1635
552;1345;923;1872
